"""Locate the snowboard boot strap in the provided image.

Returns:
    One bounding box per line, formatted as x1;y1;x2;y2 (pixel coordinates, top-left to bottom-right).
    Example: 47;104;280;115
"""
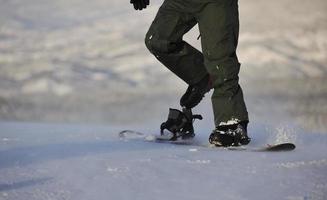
160;108;202;140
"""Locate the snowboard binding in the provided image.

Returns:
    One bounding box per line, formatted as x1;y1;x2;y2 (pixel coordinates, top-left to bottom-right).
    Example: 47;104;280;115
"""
160;108;203;141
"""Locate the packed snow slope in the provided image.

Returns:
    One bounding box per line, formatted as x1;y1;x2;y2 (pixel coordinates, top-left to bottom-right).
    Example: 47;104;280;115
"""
1;121;327;200
0;0;327;199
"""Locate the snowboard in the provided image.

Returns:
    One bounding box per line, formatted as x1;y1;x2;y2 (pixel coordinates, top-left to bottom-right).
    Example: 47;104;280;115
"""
118;130;296;152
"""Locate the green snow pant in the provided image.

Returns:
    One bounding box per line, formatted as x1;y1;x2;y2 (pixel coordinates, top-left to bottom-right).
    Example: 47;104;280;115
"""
145;0;249;127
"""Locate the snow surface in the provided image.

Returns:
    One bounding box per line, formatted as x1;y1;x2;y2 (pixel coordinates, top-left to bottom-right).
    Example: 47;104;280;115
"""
1;0;327;199
0;122;327;200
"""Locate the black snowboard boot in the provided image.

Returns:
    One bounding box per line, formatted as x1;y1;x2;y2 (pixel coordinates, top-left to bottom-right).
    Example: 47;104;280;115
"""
180;74;212;109
209;121;251;147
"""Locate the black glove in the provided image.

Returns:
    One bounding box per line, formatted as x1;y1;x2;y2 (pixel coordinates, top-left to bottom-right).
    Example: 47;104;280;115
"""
130;0;149;10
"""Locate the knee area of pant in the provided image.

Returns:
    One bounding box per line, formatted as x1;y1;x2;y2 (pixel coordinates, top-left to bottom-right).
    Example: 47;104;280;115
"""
205;47;235;62
206;62;240;83
204;38;235;61
144;34;180;54
211;79;240;98
144;34;154;51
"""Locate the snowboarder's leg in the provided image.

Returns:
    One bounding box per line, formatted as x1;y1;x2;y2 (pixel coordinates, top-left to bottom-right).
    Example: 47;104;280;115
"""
145;1;208;85
197;0;249;127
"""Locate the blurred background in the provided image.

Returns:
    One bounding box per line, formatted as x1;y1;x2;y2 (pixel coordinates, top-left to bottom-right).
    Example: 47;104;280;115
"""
0;0;326;133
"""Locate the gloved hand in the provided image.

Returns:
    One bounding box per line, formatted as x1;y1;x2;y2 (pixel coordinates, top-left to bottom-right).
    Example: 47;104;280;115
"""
130;0;150;10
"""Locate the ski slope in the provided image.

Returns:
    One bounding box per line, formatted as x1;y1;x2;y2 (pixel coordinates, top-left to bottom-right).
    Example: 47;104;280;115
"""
0;121;326;200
